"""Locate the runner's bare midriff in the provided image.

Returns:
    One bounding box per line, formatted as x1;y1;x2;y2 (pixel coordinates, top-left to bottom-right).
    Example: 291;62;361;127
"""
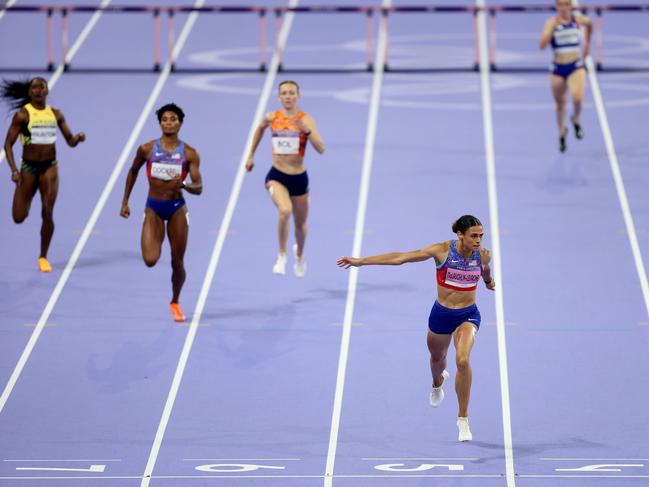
553;52;581;65
437;286;477;309
272;154;305;175
22;144;56;162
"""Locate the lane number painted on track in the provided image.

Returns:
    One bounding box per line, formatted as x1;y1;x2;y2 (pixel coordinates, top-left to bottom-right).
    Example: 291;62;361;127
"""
195;463;286;473
375;463;464;472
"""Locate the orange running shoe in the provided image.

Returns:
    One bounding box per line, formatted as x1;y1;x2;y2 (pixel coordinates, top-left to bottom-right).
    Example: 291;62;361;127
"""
38;257;52;273
170;303;186;323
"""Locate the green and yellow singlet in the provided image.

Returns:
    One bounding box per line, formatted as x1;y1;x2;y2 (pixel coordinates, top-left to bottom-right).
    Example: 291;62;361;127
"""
20;103;57;146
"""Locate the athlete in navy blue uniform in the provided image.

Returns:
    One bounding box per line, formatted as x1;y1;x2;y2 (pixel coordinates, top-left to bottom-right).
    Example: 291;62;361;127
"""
540;0;592;152
338;215;495;442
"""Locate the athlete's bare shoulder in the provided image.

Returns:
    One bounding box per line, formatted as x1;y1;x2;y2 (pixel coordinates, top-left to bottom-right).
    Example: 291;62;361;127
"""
575;13;591;26
262;111;276;125
422;239;451;261
184;143;200;163
137;139;156;157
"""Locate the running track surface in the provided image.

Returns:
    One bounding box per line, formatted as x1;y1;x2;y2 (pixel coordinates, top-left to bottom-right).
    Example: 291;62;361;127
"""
0;0;648;486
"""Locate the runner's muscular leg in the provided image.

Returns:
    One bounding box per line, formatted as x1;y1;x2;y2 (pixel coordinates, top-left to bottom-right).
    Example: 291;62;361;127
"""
551;75;568;134
453;322;477;417
427;330;453;388
291;193;309;257
37;164;59;259
12;169;39;223
567;67;586;123
167;207;188;304
141;209;165;267
266;181;292;254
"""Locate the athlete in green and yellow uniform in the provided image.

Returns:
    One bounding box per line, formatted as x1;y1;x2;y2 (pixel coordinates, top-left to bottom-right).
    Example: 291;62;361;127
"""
2;77;85;272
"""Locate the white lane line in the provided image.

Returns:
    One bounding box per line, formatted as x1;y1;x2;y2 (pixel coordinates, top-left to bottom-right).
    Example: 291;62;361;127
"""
541;458;649;461
323;2;389;486
0;2;196;415
362;457;480;461
4;459;121;462
182;458;302;461
16;465;105;472
584;57;649;318
0;0;111;167
476;1;516;486
138;2;299;486
0;0;18;21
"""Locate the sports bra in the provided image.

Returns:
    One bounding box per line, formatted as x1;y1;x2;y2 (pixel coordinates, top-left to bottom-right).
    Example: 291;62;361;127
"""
270;111;308;157
436;240;482;292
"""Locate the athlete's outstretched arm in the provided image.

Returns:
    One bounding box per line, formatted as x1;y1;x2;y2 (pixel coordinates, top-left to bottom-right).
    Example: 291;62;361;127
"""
120;143;149;218
245;112;273;172
337;242;446;268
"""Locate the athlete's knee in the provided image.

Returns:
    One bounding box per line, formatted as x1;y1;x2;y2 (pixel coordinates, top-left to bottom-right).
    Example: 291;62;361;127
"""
41;205;54;221
12;210;27;224
430;351;447;364
456;356;471;372
143;253;160;267
278;207;292;221
171;257;185;272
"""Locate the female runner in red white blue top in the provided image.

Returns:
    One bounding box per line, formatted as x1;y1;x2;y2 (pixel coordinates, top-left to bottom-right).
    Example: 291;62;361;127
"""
337;215;495;442
120;103;203;323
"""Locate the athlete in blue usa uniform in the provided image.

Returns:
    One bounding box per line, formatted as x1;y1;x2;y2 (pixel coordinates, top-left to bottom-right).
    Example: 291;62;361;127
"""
338;215;495;442
120;103;203;323
540;0;592;152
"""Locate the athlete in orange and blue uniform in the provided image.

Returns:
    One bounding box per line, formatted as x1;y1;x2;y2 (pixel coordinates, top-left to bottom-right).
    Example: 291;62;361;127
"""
246;80;325;277
120;103;203;323
2;77;85;272
264;110;310;197
338;215;495;442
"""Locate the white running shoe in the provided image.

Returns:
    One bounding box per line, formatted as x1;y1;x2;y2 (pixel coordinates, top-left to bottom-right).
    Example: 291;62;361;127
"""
293;244;306;278
428;370;449;407
272;253;287;275
457;417;472;442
